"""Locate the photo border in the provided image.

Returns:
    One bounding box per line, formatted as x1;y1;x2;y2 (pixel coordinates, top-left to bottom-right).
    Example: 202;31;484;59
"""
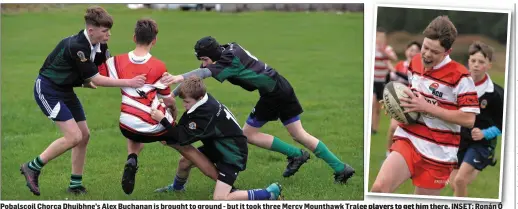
364;3;513;203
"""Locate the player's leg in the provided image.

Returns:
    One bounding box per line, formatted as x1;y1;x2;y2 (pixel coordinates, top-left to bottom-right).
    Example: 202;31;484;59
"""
448;169;459;192
242;96;309;177
284;119;354;183
171;144;218;181
452;146;485;197
385;119;399;157
414;187;442;196
68;96;90;194
121;138;144;195
212;163;282;200
22;79;83;195
372;82;383;134
155;155;196;192
371;140;412;193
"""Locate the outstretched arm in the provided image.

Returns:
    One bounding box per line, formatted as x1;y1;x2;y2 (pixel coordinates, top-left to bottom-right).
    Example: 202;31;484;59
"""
165;68;213;97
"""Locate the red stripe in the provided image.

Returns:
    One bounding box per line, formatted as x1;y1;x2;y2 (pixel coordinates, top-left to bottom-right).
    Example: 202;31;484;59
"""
374;75;387;78
458;92;478;97
475;74;488;86
121;104;158;125
122;90;153;106
394;136;457;167
412;89;459;110
400;126;460;147
375;57;388;61
374;67;388;70
457;92;479;107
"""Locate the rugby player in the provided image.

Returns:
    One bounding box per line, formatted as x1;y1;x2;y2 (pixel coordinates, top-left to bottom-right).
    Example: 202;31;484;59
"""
150;76;283;200
373;27;398;135
160;36;355;184
21;6;146;196
96;18;220;195
371;16;479;195
385;41;421;157
448;41;503;197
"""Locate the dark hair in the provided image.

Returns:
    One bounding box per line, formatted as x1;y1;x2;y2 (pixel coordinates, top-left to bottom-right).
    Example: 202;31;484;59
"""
407;41;422;49
468;41;494;62
134;18;159;45
422;15;458;50
84;6;113;29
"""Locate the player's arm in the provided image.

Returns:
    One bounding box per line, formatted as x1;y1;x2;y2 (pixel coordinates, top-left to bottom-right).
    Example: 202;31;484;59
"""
150;108;214;145
169;68;213;97
481;86;505;140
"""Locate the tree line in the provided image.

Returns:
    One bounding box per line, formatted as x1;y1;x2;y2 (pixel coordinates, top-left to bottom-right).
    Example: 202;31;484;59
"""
377;7;509;45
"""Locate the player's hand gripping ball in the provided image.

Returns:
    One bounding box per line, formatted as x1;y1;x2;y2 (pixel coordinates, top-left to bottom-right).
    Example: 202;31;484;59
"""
382;81;420;125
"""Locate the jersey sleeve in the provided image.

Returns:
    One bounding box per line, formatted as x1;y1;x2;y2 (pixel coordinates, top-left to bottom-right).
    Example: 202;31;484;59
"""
492;84;505;131
69;44;99;81
161;112;215;146
454;75;480;114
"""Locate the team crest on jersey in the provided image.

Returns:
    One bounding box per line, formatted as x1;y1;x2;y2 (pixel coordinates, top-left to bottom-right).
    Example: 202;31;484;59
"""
188;122;197;130
428;82;443;98
480;99;488;109
77;51;87;62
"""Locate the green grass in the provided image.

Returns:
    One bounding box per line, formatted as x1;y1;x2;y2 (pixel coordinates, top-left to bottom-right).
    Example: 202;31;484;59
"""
1;4;364;200
367;71;507;199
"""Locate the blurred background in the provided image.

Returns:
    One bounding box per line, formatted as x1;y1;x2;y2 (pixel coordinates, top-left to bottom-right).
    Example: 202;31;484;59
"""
369;6;510;199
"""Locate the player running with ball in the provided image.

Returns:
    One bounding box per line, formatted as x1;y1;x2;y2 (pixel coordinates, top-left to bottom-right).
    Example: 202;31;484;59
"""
158;36;354;185
371;16;479;195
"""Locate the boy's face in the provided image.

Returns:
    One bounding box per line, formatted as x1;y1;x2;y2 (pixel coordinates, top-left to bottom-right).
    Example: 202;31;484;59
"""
182;96;199;111
376;32;386;47
468;51;491;78
200;56;213;67
421;38;449;69
405;44;420;60
88;26;111;44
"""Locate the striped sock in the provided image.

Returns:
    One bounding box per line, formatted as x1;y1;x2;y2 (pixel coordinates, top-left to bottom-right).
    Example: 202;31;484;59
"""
69;174;83;188
28;156;45;172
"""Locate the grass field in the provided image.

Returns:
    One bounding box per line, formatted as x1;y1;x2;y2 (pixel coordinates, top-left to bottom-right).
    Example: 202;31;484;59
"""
1;4;364;200
367;45;508;199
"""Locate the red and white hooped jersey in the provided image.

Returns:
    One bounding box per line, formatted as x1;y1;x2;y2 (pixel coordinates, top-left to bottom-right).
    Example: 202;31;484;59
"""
98;51;174;135
394;54;480;166
374;45;393;82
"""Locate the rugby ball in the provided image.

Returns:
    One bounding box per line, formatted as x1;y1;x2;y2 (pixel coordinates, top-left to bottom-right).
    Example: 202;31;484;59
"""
382;81;420;125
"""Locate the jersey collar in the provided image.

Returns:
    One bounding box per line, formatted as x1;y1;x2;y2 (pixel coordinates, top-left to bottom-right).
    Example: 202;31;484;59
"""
475;73;494;97
432;55;452;70
128;51;152;64
187;93;209;114
83;29;102;54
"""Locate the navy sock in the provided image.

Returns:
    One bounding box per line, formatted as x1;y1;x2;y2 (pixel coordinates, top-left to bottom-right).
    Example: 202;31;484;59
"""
247;189;271;200
172;174;188;190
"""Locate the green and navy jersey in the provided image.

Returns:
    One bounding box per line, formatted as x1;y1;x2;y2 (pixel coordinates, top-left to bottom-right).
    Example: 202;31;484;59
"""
460;75;504;150
206;42;279;93
162;93;248;170
39;30;110;88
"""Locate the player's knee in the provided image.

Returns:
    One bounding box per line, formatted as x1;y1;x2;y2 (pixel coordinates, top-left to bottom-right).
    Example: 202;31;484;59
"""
212;195;228;201
370;181;391;193
79;129;90;145
288;128;307;142
453;176;469;188
178;157;194;170
65;130;83;146
243;127;260;140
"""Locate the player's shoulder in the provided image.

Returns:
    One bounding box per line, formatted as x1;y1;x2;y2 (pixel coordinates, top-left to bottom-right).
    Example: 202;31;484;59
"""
148;56;167;68
68;30;91;52
492;82;505;99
